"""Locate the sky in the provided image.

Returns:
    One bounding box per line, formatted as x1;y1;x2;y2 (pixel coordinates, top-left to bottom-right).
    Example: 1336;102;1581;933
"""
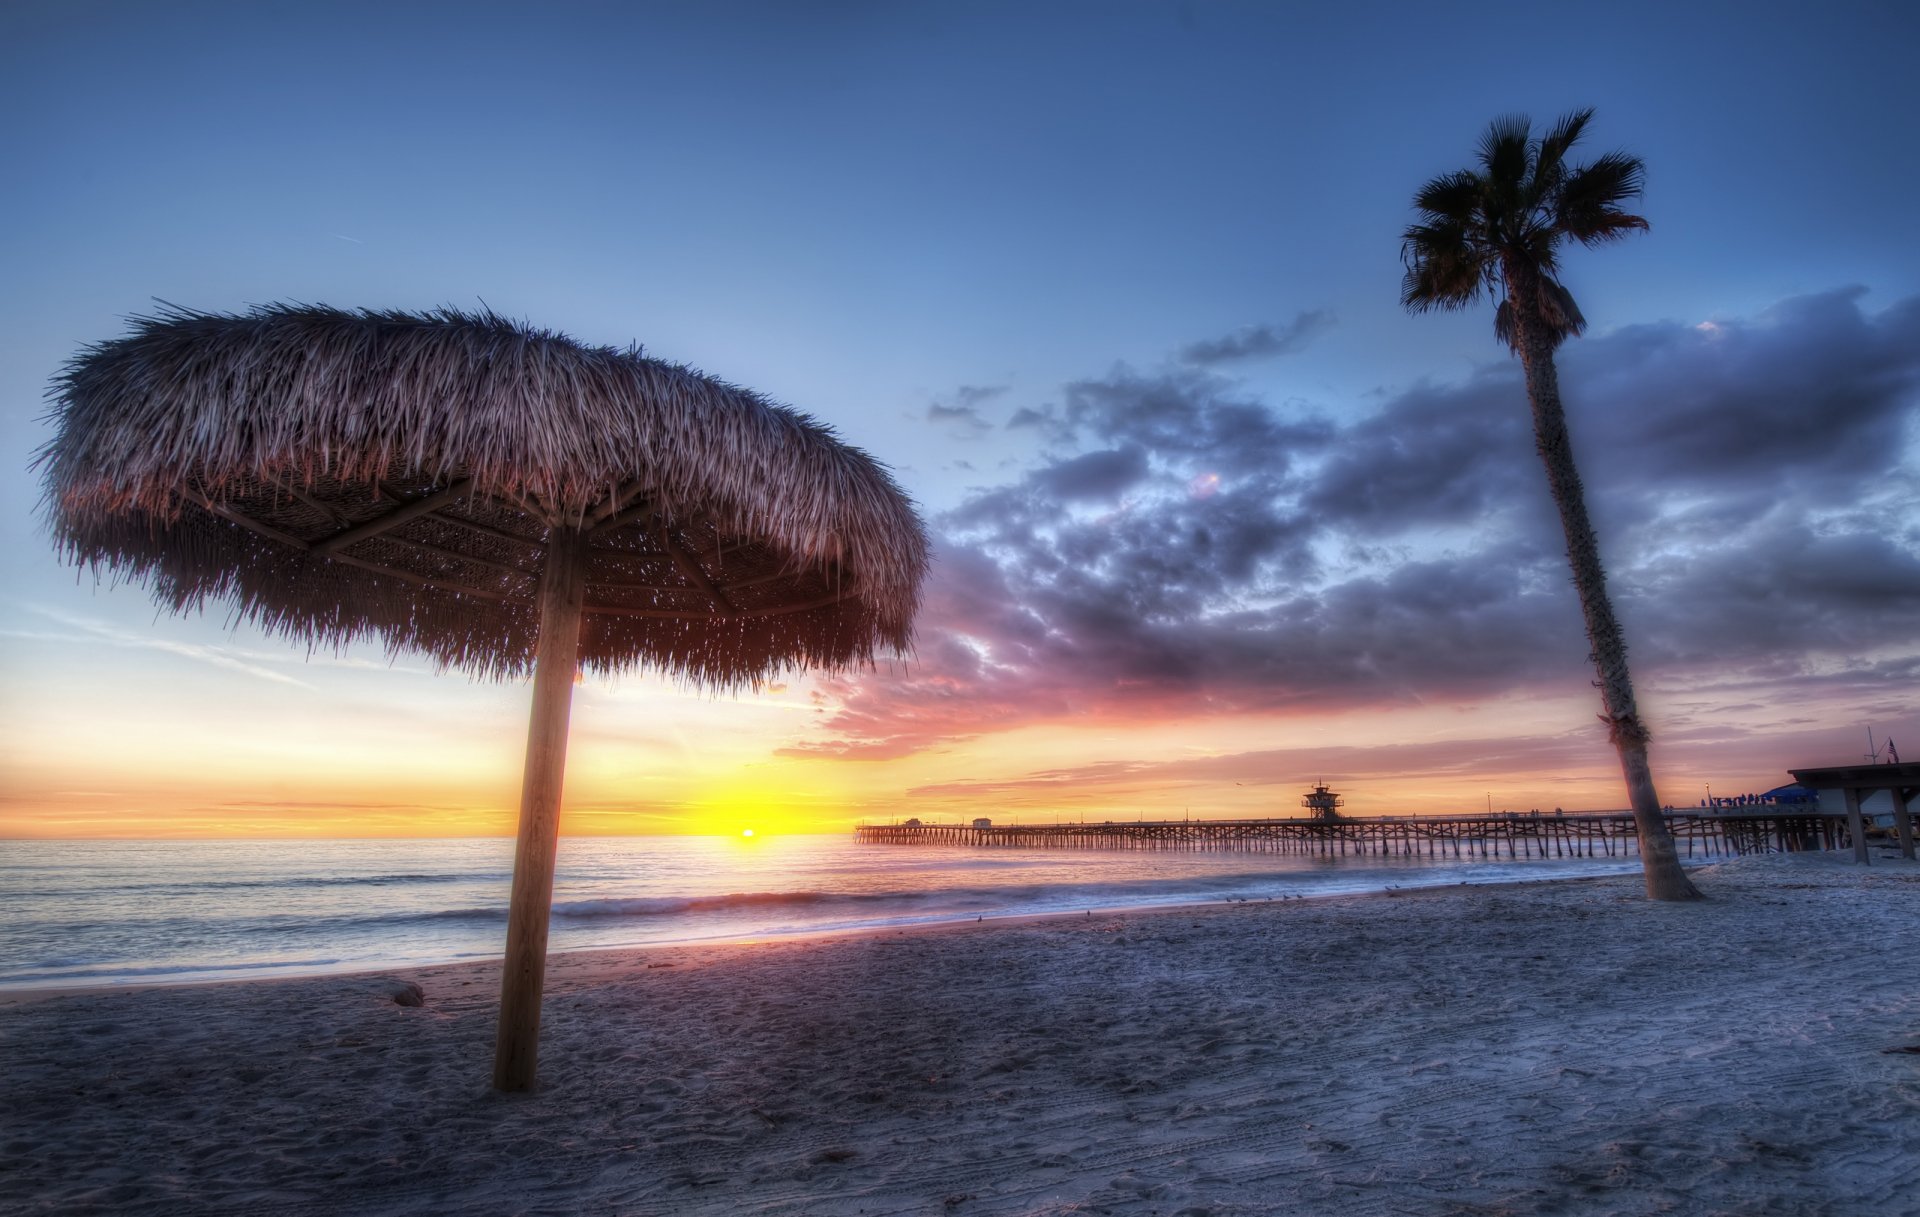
2;0;1917;838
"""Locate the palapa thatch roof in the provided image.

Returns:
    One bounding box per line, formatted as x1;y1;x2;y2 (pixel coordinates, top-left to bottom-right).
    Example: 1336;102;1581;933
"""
38;304;928;686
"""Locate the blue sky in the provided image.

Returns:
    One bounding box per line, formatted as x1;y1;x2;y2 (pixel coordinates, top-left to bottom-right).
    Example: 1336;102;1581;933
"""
3;1;1917;835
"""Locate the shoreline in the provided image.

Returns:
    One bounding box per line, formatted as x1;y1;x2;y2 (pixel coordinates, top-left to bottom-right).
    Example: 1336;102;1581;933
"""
0;863;1644;1007
8;851;1916;1215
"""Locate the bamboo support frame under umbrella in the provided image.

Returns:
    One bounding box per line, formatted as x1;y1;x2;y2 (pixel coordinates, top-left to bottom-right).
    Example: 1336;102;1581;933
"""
37;304;928;1091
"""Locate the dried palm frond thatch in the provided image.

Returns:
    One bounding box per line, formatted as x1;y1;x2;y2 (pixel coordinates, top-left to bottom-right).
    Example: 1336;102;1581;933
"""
41;302;930;1091
38;304;928;687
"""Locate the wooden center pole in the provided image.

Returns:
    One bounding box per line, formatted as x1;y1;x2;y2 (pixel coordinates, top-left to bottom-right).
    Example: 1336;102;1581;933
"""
493;523;590;1092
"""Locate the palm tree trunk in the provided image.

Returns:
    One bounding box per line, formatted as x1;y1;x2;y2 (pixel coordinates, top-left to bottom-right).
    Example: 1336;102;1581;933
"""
1508;282;1701;901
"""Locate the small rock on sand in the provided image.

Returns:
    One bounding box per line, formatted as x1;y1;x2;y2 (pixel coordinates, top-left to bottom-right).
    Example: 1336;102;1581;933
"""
376;979;425;1007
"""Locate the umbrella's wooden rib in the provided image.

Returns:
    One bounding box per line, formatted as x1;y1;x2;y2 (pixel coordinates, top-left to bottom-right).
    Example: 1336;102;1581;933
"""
324;550;517;602
584;587;853;619
584;575;698;592
445;516;546;548
184;486;517;602
391;502;545;551
722;565;834;592
262;472;350;526
663;530;734;611
688;536;755;562
316;480;477;554
472;488;551;524
586;480;651;527
591;496;659;536
376;481;545;546
183;489;315;551
589;503;747;573
380;533;539;580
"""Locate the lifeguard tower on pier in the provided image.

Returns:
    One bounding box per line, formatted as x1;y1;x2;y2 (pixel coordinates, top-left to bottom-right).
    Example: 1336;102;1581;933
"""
1302;782;1344;822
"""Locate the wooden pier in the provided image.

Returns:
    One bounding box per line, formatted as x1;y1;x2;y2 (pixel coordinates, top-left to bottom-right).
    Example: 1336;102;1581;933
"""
853;809;1871;861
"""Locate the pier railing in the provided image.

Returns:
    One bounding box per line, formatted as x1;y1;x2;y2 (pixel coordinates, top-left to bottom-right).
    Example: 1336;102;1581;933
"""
852;810;1883;861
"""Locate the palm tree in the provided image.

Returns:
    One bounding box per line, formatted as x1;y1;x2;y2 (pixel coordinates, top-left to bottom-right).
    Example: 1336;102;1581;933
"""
1401;109;1701;900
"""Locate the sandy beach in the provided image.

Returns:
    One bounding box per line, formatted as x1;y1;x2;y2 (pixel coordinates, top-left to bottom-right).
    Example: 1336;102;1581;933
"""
4;851;1916;1217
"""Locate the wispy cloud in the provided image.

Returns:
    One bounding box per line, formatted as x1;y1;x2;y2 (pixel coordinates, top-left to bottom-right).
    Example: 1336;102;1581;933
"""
215;799;468;811
926;384;1007;439
11;606;318;689
903;733;1602;799
1179;310;1334;366
11;602;435;682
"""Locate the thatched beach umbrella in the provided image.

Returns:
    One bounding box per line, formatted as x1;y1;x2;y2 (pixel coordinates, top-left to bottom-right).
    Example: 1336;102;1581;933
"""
39;304;927;1090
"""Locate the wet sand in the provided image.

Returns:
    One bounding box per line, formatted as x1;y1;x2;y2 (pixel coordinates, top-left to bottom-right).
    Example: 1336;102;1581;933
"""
4;851;1916;1216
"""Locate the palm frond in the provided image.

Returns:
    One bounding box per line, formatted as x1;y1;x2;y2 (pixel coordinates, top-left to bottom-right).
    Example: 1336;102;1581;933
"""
1403;265;1488;313
1533;108;1595;187
1492;274;1586;351
1411;170;1484;222
1523;228;1561;272
1554;151;1648;240
1478;114;1533;189
1400;219;1490;312
1536;276;1588;341
1562;210;1650;245
1479;115;1533;177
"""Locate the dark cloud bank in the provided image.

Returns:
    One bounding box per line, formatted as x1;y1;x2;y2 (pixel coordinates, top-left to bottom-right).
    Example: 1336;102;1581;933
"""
796;289;1920;762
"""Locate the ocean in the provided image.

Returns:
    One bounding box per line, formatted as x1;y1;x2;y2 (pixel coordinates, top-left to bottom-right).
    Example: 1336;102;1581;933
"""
0;834;1663;990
